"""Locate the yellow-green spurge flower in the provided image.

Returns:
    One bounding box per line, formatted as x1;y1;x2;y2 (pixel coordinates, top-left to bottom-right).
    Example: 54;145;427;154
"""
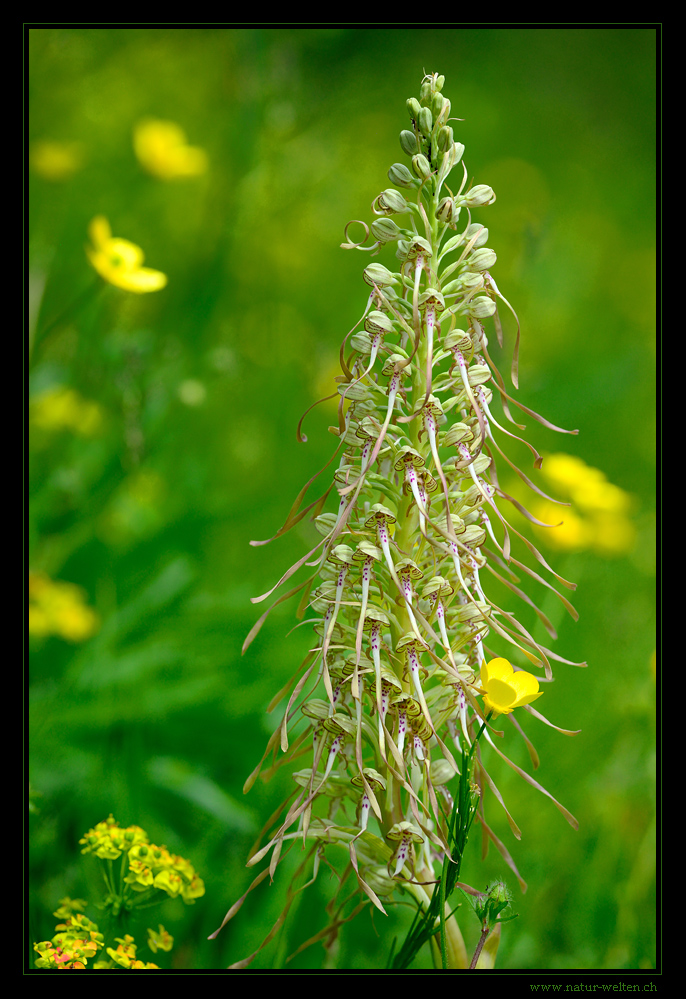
212;71;583;971
34;817;203;969
79;814;205;904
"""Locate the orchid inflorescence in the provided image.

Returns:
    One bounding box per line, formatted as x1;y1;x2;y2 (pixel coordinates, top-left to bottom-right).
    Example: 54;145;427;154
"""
213;71;583;971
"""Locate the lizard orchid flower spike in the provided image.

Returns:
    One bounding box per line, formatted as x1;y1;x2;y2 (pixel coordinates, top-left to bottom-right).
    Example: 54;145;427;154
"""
213;71;584;972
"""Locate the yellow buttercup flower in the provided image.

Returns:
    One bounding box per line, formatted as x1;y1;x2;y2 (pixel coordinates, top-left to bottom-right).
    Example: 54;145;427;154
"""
29;572;100;642
133;118;208;180
480;657;543;717
86;216;167;293
532;453;637;557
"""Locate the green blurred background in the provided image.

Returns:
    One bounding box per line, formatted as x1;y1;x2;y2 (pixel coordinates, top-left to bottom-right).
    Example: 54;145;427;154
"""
28;27;656;971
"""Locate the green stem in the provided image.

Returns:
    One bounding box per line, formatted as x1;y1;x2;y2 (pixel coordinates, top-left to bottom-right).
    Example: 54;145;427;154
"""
439;842;448;968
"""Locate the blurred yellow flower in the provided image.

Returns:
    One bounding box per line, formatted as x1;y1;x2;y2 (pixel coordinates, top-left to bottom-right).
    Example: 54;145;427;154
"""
531;453;637;557
29;572;100;642
31;385;104;437
147;925;174;953
86;216;167;293
480;657;543;717
53;898;88;921
107;934;160;969
30;140;85;181
133;118;208;179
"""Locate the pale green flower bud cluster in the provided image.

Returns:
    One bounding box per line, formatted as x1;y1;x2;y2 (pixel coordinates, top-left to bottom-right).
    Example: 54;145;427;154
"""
219;72;581;971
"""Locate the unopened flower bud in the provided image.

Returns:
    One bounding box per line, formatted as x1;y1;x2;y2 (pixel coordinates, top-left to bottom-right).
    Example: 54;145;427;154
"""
430;758;457;785
461;184;496;208
467;296;497;319
411;153;431;180
406;97;421;120
435;196;458;226
474;879;513;928
376;188;408;214
314;512;337;537
387;162;416;188
417;107;433;138
350;331;374;353
419;80;432;105
338;380;376;402
466;364;491;387
432;92;446;118
371;217;403;243
468;247;498;272
489;880;511;907
399;130;419;156
365;867;397;898
301;699;331;721
454;272;485;293
464;222;489;248
363;262;397;287
452;141;466;165
437;125;454;152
